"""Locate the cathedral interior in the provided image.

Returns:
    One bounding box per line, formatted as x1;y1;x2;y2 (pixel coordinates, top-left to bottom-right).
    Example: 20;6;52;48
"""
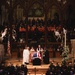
0;0;75;56
0;0;75;58
0;0;75;75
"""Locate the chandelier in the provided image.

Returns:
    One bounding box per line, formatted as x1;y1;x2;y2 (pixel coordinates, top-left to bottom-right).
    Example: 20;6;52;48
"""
7;0;14;6
57;0;67;4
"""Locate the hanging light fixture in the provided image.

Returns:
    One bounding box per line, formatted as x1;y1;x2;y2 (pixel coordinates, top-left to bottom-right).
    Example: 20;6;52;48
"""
57;0;67;4
63;0;67;4
7;0;10;5
7;0;14;6
57;0;61;2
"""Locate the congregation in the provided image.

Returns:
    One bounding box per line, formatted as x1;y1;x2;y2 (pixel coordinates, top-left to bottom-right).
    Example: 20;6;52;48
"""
0;60;75;75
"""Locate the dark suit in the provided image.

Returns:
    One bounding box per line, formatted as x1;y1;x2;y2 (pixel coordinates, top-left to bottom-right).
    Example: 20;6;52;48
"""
43;49;49;64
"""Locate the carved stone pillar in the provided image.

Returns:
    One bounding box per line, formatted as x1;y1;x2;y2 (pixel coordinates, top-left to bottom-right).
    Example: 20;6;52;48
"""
71;39;75;65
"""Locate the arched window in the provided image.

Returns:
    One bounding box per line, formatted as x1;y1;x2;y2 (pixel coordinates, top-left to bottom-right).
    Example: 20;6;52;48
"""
1;5;8;25
14;5;23;21
28;3;44;17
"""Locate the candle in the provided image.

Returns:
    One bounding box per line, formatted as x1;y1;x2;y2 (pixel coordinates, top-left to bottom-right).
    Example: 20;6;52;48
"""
63;28;67;48
64;32;66;48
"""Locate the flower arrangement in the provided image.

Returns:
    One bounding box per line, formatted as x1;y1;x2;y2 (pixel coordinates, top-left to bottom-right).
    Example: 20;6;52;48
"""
61;46;70;65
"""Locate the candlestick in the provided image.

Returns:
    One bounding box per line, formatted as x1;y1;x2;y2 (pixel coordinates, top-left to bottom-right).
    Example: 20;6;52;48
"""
63;28;67;48
64;32;66;48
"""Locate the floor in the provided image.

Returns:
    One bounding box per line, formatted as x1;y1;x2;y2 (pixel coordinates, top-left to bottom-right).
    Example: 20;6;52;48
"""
4;51;72;75
5;57;62;75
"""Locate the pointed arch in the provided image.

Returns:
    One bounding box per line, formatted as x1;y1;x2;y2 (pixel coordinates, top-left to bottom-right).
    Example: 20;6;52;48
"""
13;0;25;10
13;4;24;20
28;4;44;17
28;1;44;18
48;5;61;20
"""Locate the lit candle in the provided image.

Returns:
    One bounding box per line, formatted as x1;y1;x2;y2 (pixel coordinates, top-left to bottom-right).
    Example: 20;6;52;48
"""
63;28;66;48
64;31;66;48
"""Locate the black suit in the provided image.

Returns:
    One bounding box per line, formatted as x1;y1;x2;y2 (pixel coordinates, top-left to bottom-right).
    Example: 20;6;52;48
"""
43;49;49;64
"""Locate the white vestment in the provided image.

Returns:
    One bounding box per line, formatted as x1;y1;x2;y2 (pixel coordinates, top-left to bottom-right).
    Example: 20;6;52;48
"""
54;30;61;41
23;49;30;64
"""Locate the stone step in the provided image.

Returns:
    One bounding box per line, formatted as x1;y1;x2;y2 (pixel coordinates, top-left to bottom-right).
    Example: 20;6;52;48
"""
27;74;45;75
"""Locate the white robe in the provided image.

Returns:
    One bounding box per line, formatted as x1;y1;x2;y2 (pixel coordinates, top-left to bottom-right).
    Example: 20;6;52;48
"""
54;30;61;41
23;49;30;64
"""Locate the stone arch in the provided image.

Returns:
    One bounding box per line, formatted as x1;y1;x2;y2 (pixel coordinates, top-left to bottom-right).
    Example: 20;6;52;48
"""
13;4;24;21
28;0;44;11
48;2;61;18
13;0;25;10
28;1;45;20
47;4;61;26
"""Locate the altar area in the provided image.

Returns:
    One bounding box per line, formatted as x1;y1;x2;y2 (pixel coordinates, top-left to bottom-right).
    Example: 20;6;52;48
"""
5;56;62;75
5;45;73;75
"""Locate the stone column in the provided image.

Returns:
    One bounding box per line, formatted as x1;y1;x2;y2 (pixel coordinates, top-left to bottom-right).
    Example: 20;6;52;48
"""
71;39;75;65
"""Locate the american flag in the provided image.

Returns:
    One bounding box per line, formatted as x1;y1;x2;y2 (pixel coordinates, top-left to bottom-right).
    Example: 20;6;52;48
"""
7;36;11;56
37;51;41;59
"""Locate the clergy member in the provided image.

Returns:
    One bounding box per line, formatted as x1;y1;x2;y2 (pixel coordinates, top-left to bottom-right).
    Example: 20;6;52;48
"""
23;46;30;64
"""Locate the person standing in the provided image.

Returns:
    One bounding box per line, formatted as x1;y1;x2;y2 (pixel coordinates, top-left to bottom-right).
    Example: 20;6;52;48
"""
43;47;49;64
36;45;43;52
36;45;43;55
23;46;30;65
30;46;35;62
36;45;43;61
